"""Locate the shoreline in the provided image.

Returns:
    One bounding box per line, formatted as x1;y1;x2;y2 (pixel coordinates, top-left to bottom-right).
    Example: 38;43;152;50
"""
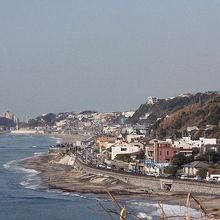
7;132;218;218
20;153;220;218
2;132;86;144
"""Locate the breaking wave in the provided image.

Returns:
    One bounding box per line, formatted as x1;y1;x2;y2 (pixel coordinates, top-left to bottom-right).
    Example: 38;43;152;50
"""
126;200;201;219
3;159;42;190
49;136;62;144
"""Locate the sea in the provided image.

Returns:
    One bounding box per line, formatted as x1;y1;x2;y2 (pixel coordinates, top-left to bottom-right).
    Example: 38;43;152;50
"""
0;135;200;220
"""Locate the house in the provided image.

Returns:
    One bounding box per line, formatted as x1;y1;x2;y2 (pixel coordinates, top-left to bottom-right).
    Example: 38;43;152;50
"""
126;134;145;143
122;111;135;118
187;126;199;133
134;124;149;135
121;126;134;135
182;161;209;176
103;125;121;135
173;136;200;149
111;142;141;160
200;137;220;147
179;148;194;157
173;136;220;149
146;140;180;163
147;96;158;105
96;135;117;152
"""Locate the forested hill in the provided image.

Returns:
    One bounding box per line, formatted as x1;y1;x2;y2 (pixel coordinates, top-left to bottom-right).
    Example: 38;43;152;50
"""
129;92;220;139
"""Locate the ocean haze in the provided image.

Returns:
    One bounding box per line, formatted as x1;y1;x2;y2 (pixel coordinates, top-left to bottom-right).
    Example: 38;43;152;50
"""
1;0;220;119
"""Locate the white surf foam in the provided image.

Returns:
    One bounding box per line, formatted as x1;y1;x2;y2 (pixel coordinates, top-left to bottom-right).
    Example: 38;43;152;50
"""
3;159;42;191
49;136;63;144
44;189;109;202
127;201;201;219
3;160;16;169
137;212;152;220
33;152;45;156
19;168;42;190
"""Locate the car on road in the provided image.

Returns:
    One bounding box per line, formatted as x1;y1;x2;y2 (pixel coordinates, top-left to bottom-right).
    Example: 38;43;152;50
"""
111;165;117;170
98;164;105;168
180;175;188;180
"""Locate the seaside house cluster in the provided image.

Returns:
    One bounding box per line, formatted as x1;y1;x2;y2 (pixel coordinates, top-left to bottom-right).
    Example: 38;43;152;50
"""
93;127;220;179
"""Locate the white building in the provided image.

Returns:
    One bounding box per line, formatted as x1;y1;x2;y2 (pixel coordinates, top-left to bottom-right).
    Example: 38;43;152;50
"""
56;120;67;127
103;125;121;134
121;126;134;134
111;142;140;160
122;111;135;118
199;137;220;147
173;136;220;149
147;97;158;105
173;137;197;149
1;111;19;124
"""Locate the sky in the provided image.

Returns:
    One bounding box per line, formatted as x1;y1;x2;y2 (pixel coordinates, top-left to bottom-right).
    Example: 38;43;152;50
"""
1;0;220;120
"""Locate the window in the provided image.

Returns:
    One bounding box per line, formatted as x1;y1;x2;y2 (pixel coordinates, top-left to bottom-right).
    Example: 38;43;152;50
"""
167;151;169;156
121;148;127;151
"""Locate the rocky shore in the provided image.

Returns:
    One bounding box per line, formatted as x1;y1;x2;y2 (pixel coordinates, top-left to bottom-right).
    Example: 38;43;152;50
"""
21;154;147;195
20;153;220;218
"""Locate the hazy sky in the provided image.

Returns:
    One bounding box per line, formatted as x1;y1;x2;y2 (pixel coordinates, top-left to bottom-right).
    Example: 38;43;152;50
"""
1;0;220;119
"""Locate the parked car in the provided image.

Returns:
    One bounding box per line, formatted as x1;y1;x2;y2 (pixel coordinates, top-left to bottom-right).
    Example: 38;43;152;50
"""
98;164;105;168
207;177;218;182
154;173;161;178
193;176;203;181
180;175;188;180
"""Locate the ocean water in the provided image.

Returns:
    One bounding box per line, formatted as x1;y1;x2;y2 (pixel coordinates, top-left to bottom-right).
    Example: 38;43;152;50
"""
0;135;199;220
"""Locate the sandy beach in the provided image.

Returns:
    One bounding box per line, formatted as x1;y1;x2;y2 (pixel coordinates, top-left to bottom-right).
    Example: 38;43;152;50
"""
49;133;86;144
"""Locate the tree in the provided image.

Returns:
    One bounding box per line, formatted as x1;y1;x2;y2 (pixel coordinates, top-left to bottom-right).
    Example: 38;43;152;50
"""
136;149;146;160
115;154;132;163
196;168;208;178
172;154;187;167
197;150;220;163
172;153;194;167
164;166;178;175
206;150;220;163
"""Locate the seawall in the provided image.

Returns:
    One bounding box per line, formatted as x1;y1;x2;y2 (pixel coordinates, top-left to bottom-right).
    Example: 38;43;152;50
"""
75;158;220;195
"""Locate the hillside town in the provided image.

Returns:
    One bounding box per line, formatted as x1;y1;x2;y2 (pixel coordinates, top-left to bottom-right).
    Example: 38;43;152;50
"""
1;92;220;183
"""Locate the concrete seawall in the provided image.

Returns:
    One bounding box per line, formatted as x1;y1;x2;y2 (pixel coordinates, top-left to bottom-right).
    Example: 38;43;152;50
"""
75;158;220;195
